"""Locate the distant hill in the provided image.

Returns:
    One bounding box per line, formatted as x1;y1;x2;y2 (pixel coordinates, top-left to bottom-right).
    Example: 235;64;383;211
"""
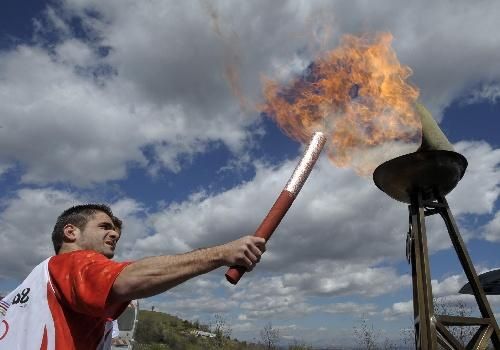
134;310;265;350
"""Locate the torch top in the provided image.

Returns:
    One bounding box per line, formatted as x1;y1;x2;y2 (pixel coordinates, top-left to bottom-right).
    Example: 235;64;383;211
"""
284;131;326;196
373;150;467;204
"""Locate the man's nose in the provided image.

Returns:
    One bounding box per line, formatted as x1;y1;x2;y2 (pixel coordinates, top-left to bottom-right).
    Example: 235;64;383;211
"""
108;230;120;239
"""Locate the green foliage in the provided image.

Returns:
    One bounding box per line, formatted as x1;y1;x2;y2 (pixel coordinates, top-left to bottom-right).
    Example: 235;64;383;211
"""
134;344;170;350
288;339;313;350
134;310;265;350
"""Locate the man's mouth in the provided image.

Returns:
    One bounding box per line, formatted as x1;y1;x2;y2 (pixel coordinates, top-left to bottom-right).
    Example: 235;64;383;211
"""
105;241;115;249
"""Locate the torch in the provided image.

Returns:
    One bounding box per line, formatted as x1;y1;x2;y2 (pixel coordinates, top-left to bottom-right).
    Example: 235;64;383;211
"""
225;131;327;284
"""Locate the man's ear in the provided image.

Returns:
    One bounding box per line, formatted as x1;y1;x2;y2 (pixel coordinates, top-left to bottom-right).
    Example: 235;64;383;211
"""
63;224;79;243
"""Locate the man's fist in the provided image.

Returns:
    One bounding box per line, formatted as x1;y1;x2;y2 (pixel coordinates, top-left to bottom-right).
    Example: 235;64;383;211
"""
221;236;266;271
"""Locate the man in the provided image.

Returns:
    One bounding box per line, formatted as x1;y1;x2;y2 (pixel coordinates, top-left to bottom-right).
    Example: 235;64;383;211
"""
0;204;265;350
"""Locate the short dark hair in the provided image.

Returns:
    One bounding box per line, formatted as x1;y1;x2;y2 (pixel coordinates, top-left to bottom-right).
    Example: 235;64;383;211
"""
112;215;123;233
51;204;121;254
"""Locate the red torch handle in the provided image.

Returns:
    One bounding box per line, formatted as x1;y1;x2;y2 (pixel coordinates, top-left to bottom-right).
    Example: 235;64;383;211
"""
225;191;295;284
225;131;326;285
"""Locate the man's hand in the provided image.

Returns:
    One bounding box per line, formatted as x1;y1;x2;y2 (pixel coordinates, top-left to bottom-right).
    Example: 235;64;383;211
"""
220;236;266;271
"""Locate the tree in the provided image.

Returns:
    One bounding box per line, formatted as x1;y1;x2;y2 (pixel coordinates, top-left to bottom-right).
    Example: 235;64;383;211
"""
260;321;280;350
209;313;232;349
381;337;398;350
288;338;313;350
353;317;379;350
433;296;477;347
135;317;166;343
400;326;415;349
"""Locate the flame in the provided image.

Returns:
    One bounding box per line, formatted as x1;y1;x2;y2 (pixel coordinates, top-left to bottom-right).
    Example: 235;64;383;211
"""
261;33;421;175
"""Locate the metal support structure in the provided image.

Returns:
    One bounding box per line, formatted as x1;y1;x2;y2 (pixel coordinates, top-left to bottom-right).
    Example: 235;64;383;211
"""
408;192;500;350
409;191;438;349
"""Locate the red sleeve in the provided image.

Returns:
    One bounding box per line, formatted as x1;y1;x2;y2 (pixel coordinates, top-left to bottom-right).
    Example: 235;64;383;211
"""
49;250;132;318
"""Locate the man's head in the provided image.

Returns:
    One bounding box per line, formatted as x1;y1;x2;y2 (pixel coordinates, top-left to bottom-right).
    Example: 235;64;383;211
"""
52;204;122;258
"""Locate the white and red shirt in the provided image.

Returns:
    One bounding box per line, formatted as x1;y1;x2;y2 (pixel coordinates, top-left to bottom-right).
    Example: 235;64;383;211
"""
0;250;131;350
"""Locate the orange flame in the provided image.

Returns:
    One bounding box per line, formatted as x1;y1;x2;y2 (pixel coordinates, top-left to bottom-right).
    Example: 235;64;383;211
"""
262;33;421;175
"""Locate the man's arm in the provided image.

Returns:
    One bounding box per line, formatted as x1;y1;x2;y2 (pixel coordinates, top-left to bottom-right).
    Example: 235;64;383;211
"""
109;236;265;302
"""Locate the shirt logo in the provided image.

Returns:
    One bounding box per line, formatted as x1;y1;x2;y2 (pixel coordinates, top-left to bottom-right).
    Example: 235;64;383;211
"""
0;299;9;341
12;288;30;307
0;300;10;317
0;320;9;340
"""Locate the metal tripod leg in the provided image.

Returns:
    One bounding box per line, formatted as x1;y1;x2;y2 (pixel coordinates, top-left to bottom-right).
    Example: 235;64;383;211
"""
436;194;500;349
409;192;438;349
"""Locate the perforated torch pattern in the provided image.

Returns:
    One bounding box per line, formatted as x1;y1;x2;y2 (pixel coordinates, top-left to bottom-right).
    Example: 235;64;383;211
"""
285;132;327;196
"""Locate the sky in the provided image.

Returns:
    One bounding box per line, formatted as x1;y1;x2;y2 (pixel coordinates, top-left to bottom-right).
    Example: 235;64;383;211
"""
0;0;499;348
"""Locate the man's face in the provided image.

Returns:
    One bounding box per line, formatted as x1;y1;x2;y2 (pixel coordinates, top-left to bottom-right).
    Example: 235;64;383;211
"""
77;211;121;258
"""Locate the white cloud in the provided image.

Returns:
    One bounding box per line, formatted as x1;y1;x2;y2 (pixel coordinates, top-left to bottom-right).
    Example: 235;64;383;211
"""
2;1;500;186
448;142;500;216
134;156;408;265
382;300;413;321
223;266;406;320
227;276;315;320
161;276;221;300
231;321;255;333
281;264;411;297
0;162;13;177
239;295;315;320
109;198;150;260
153;295;238;315
0;45;146;186
432;275;467;297
323;302;378;315
0;4;258;186
484;212;500;242
464;83;500;105
383;270;500;321
55;39;96;67
0;188;79;278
